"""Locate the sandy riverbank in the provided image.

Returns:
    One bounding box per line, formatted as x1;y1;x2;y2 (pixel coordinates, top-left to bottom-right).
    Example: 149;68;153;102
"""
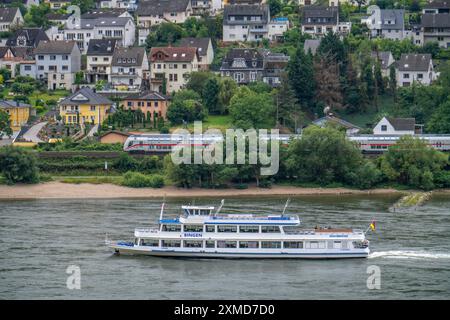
0;181;415;200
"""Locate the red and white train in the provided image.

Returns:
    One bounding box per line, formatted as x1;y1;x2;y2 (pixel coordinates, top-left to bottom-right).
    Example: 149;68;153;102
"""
123;134;450;154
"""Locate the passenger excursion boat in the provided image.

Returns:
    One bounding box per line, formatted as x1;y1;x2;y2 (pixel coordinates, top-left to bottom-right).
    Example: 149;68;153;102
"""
106;200;371;259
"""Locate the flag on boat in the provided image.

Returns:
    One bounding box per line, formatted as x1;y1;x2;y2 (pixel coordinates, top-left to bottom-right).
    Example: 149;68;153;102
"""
369;220;376;231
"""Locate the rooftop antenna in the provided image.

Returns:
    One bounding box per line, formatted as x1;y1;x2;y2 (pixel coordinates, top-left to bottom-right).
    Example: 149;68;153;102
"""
282;198;291;216
214;199;225;216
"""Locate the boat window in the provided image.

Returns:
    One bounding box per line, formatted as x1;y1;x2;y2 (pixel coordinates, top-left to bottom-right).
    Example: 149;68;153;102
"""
200;209;211;215
261;226;280;233
239;225;259;233
333;241;342;249
283;241;303;249
183;240;203;248
205;240;215;248
217;225;237;233
217;241;237;248
261;241;282;249
183;225;203;232
205;225;215;232
140;239;159;247
239;241;259;249
161;240;181;248
134;238;139;245
162;224;181;232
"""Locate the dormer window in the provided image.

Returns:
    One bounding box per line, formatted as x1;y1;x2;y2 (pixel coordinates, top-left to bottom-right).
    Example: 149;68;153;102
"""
118;58;122;63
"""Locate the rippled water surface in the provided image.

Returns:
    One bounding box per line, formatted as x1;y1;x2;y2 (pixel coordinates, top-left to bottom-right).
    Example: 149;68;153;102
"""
0;195;449;299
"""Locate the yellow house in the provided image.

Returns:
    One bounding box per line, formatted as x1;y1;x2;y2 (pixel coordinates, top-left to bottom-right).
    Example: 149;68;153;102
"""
59;88;114;125
43;0;71;10
0;100;32;131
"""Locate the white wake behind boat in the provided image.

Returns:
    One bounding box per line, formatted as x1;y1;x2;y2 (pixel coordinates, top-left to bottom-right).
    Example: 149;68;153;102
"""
106;200;371;259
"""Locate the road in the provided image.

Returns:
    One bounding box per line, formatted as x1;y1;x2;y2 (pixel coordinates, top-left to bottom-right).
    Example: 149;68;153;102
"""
22;122;47;143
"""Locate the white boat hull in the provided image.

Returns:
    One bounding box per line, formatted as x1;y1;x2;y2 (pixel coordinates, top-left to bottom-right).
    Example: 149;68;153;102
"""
108;244;370;259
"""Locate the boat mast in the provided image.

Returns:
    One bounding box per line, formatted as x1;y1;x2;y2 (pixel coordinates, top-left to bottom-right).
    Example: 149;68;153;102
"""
159;201;165;231
282;198;291;216
214;199;225;216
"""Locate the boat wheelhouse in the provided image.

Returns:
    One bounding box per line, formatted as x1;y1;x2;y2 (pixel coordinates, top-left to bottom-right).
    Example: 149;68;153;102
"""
106;201;370;259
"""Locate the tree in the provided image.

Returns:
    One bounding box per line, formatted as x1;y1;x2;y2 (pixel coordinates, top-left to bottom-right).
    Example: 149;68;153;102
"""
229;87;275;129
24;3;51;28
71;0;95;13
0;110;13;139
145;23;184;49
314;55;343;112
186;71;215;95
343;56;364;113
218;77;237;111
379;135;448;190
0;146;39;184
274;73;303;130
288;45;315;111
427;99;450;133
354;0;367;12
166;90;206;125
285;126;366;186
267;0;282;16
202;77;222;114
317;31;346;71
389;65;397;100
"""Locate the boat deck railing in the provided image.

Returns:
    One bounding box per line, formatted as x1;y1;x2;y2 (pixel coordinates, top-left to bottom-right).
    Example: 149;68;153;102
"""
211;214;299;221
135;227;159;233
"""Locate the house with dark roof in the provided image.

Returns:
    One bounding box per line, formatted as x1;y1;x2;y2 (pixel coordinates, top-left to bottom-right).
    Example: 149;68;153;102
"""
371;51;395;77
149;46;199;93
44;0;71;10
34;40;81;90
420;13;450;48
63;15;136;53
364;8;406;40
178;37;214;70
373;117;421;135
220;48;289;86
122;91;171;121
395;53;435;87
0;46;34;78
86;39;117;83
111;47;149;90
45;13;73;26
58;87;114;125
81;8;133;20
312;114;361;136
423;1;450;14
136;0;192;28
223;4;270;42
6;28;50;48
0;7;24;31
301;6;350;37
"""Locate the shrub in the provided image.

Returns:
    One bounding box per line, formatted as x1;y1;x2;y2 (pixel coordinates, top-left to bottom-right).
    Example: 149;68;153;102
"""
122;171;165;188
258;179;272;188
113;153;137;172
0;146;40;184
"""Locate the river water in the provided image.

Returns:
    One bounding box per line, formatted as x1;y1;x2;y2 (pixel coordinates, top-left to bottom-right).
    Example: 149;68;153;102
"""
0;195;449;299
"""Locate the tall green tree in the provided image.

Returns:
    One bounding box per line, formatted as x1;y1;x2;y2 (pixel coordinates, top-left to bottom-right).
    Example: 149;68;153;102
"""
202;77;222;115
288;45;315;111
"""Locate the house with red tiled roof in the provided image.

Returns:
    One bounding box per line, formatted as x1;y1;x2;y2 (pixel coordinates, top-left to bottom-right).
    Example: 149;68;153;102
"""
149;46;199;93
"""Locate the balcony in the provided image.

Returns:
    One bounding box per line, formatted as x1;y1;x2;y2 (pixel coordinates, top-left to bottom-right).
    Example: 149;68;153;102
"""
111;71;138;77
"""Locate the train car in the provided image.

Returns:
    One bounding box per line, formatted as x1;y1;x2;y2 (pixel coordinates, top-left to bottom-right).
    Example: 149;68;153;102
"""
123;134;300;153
123;133;450;154
349;135;450;153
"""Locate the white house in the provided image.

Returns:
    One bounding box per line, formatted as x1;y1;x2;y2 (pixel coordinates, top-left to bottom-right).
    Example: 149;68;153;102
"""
223;4;271;42
373;117;418;135
0;7;24;32
136;0;193;28
149;46;199;93
63;16;135;54
364;8;406;40
111;47;149;90
85;39;117;84
178;37;214;70
395;54;435;87
34;40;81;90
